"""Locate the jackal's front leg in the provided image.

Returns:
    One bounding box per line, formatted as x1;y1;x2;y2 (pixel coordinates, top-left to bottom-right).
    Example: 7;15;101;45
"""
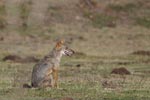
52;69;58;88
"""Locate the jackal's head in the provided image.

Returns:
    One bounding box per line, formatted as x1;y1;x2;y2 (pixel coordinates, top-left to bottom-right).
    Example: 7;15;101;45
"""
55;40;75;56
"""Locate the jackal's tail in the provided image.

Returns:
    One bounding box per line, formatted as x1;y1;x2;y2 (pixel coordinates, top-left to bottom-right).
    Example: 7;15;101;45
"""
23;83;32;88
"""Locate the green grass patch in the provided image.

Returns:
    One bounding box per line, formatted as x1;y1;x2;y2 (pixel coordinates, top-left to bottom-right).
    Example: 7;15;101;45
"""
47;5;64;22
0;16;6;29
0;55;150;100
27;82;102;100
108;3;139;13
18;26;52;40
19;1;32;31
135;17;150;28
0;4;6;29
91;14;116;28
0;4;5;15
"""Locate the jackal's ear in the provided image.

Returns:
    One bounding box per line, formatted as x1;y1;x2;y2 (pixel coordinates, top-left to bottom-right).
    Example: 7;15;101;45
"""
55;39;65;49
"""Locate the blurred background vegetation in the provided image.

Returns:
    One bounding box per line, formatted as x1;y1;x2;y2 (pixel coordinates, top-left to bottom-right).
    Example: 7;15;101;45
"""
0;0;150;56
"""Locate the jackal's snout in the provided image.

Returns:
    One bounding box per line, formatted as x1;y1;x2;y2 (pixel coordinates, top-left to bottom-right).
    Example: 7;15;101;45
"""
55;40;75;56
64;47;75;56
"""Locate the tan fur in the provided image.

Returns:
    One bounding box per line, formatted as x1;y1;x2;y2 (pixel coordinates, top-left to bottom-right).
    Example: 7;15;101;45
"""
55;40;64;49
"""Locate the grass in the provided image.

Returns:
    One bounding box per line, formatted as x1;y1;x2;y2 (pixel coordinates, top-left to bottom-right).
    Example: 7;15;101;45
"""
83;9;117;28
0;50;150;100
0;0;150;100
19;1;32;31
91;14;116;28
82;1;150;28
135;17;150;28
108;3;139;13
0;3;6;29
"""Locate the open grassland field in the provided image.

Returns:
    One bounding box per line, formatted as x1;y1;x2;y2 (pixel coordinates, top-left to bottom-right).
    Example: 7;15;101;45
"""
0;0;150;100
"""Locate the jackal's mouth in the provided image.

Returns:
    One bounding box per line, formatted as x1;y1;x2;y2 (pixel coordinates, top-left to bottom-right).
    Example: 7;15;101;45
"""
64;49;75;56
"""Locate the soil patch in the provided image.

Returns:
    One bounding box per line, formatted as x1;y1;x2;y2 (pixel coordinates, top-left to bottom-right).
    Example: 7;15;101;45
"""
60;97;74;100
111;67;131;75
131;50;150;56
2;55;39;63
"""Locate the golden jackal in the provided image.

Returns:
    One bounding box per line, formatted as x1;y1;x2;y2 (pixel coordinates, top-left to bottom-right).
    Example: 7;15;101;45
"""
31;40;74;88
